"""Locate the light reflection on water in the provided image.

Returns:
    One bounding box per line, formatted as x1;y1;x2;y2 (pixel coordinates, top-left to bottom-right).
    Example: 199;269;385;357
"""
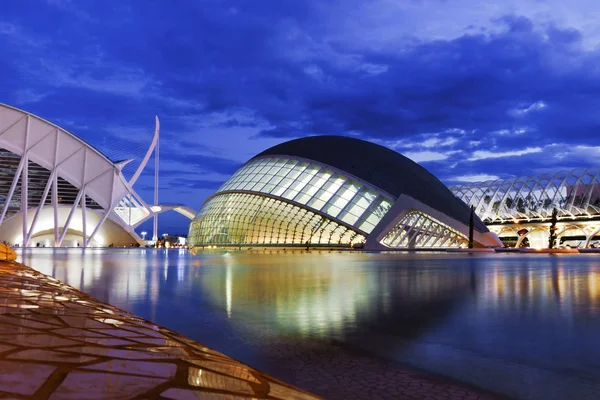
18;249;600;399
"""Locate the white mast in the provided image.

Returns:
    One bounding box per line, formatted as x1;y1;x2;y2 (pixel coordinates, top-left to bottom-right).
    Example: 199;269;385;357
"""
152;120;160;242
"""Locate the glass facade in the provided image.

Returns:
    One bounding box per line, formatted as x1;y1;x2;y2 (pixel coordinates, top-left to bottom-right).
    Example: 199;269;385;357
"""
381;211;468;248
188;192;365;246
450;168;600;222
216;157;393;234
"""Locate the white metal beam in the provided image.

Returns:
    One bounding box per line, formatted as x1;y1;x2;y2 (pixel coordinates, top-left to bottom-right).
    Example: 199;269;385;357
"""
57;189;84;246
25;169;56;247
21;115;30;246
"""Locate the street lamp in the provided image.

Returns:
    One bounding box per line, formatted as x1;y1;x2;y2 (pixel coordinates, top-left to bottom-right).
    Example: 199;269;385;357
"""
141;231;147;240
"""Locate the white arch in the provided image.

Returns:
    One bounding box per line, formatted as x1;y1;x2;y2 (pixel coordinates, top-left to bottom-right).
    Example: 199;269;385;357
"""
131;204;196;229
0;205;142;247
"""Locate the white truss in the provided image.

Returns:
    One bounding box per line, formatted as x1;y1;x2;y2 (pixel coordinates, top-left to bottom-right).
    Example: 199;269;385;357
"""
450;167;600;222
381;210;468;249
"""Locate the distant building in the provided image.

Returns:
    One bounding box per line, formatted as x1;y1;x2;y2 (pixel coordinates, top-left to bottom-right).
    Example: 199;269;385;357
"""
0;104;194;247
451;169;600;249
188;136;501;250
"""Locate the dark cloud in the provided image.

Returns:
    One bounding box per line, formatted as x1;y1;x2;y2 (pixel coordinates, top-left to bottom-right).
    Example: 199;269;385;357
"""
3;2;600;232
160;153;241;176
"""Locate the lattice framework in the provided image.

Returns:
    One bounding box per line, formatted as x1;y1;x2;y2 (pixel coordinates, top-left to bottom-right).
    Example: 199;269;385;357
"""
189;192;364;246
381;210;468;248
450;168;600;222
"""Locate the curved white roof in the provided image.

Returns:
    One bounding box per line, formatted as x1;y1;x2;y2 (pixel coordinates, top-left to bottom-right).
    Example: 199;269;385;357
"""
0;103;130;210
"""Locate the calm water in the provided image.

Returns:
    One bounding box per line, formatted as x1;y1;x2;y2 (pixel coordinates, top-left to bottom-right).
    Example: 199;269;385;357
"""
18;249;600;399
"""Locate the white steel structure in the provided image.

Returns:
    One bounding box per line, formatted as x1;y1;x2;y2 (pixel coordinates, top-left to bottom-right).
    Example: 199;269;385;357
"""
0;104;194;247
450;168;600;222
450;168;600;248
189;136;502;250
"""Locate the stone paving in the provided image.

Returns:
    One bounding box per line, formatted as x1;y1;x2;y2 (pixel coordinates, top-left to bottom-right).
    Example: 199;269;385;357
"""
0;260;320;399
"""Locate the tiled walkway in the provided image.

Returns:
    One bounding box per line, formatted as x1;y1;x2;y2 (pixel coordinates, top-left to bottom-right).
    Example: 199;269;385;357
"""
0;261;319;399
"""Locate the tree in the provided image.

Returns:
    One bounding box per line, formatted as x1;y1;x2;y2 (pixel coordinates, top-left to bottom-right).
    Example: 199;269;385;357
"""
548;208;558;249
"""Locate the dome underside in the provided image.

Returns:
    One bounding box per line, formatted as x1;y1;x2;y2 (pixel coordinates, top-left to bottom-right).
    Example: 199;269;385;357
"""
254;136;487;232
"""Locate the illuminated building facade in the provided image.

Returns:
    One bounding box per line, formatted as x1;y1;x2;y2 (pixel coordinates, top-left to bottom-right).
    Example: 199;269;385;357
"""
0;103;194;247
450;168;600;248
189;136;501;250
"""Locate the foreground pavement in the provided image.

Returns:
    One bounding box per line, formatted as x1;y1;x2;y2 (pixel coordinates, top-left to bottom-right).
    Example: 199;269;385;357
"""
0;261;319;399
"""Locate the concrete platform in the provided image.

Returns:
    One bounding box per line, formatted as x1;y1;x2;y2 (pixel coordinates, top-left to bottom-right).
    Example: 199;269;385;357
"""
518;248;580;254
447;248;497;253
0;260;319;399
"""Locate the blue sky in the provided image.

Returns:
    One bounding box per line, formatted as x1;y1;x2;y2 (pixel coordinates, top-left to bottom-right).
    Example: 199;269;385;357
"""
2;0;600;233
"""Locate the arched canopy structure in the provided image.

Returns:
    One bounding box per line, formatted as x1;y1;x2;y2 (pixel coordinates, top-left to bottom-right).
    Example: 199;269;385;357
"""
451;168;600;249
450;168;600;223
0;103;195;247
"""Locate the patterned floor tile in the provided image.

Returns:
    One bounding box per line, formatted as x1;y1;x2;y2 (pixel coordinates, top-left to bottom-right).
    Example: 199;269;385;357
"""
0;261;321;399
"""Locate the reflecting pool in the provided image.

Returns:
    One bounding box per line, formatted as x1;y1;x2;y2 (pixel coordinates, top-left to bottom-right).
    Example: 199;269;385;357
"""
18;249;600;399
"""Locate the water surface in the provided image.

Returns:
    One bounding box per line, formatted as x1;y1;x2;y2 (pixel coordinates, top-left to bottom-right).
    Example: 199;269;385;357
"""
19;249;600;399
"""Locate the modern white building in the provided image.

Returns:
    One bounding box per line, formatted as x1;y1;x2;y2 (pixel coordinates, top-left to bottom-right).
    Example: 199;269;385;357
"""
188;136;502;250
0;103;194;247
451;168;600;248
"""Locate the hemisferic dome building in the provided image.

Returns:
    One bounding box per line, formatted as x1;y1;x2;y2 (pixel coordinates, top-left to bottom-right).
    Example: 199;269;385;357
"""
188;136;502;250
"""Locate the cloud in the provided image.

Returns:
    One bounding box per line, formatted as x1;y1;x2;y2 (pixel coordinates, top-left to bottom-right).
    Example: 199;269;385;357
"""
550;144;600;162
508;100;547;117
12;89;48;104
468;147;542;161
449;174;501;183
404;151;450;162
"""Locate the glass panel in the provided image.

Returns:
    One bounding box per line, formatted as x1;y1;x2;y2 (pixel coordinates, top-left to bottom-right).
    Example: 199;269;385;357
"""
212;156;397;232
187;192;366;247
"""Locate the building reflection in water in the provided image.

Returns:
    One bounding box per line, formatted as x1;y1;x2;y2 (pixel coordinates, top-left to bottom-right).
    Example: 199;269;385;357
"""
197;252;474;340
19;250;600;328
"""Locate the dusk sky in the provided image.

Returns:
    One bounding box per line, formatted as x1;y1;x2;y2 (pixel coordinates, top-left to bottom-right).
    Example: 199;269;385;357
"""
2;0;600;233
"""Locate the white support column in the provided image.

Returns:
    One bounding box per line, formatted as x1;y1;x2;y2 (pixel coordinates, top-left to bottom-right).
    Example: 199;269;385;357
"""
81;189;87;247
0;159;25;227
86;173;116;247
21;115;30;246
81;149;88;248
52;173;59;246
25;170;55;247
86;208;112;247
58;189;84;246
52;132;60;246
152;131;159;241
23;127;60;247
